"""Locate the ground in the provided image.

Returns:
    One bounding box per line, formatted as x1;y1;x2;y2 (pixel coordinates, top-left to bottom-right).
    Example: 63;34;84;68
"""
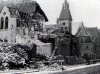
0;63;100;74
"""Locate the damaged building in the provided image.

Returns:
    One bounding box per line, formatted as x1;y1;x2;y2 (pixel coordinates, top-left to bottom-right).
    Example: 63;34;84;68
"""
41;0;74;58
0;0;53;58
43;0;98;60
0;0;48;44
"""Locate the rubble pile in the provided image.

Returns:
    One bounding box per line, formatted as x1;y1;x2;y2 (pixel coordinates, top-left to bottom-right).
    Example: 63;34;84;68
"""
0;43;50;70
65;56;86;65
0;44;29;70
38;63;64;71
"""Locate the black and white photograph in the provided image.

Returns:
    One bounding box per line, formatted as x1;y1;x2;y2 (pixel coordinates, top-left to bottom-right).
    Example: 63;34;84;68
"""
0;0;99;74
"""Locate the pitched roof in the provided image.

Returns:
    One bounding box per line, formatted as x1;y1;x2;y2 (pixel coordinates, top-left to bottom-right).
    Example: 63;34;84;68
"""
0;3;4;12
1;1;48;22
16;1;36;14
77;27;92;37
72;22;83;35
58;0;72;21
87;27;98;38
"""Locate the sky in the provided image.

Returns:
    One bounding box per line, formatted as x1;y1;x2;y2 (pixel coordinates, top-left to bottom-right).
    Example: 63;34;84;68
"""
3;0;100;28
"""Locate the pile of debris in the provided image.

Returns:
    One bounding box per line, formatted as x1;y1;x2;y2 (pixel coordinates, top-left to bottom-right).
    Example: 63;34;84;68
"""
38;63;64;71
0;43;49;70
0;44;28;70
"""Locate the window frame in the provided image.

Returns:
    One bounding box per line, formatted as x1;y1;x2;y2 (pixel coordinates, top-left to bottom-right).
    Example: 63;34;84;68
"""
5;17;8;29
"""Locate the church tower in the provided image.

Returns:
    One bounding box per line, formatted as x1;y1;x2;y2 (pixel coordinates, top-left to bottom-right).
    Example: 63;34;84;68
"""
57;0;72;33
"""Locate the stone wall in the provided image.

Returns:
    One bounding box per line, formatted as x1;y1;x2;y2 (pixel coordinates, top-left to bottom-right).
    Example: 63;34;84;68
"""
80;43;94;56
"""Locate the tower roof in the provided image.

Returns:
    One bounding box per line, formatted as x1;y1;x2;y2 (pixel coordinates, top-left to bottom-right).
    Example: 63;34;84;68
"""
58;0;72;21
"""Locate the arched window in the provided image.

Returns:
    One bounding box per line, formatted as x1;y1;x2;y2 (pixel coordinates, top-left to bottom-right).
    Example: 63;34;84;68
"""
1;17;4;29
5;17;8;29
17;19;20;27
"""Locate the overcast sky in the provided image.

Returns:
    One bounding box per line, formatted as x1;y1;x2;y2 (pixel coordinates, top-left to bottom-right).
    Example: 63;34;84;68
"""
3;0;100;28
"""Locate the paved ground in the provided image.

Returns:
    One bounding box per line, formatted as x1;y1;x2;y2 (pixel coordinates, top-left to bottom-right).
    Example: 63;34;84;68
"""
0;63;100;74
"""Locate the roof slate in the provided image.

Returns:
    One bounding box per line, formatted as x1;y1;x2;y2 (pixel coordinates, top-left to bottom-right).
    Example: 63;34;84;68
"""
77;27;92;37
16;1;36;14
87;27;98;37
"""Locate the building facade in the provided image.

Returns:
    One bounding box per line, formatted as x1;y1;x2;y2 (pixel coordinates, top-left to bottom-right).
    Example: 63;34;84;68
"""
0;1;48;44
54;0;73;57
57;0;72;34
76;26;96;58
0;6;16;43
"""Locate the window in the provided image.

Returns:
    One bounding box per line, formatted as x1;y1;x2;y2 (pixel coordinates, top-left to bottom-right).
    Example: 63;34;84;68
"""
16;29;19;34
63;22;65;26
86;46;88;49
5;17;8;29
3;12;6;15
81;38;83;43
23;29;25;35
61;43;66;47
17;19;20;27
11;25;13;30
1;17;4;29
4;38;8;42
65;27;67;31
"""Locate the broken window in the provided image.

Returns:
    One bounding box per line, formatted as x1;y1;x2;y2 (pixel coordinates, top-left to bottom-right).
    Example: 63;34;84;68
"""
5;17;8;29
1;17;4;29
